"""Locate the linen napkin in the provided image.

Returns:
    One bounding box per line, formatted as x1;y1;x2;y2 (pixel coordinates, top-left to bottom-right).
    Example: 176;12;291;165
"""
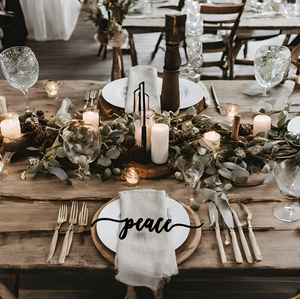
115;189;178;296
125;66;161;114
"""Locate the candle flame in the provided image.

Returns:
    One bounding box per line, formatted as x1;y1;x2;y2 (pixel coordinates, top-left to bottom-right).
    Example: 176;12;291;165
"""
297;74;300;85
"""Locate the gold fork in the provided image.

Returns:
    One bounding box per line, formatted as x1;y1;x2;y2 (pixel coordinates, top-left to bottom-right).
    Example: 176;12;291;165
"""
78;202;88;244
59;201;78;264
47;205;67;262
89;90;97;107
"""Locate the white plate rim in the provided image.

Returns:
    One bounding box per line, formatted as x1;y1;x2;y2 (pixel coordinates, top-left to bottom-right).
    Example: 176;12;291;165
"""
102;77;204;110
287;116;300;133
96;197;190;252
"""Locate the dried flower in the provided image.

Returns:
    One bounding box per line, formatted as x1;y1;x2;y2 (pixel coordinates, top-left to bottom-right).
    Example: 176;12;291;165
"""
247;145;263;156
21;171;26;180
234;147;246;159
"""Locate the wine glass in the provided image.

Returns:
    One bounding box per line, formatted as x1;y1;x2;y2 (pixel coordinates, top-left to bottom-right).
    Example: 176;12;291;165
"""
60;120;101;178
253;45;290;114
182;158;204;209
0;46;39;113
273;156;300;222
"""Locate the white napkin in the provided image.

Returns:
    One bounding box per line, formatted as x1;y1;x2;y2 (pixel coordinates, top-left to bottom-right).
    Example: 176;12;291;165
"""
125;66;161;114
115;189;178;295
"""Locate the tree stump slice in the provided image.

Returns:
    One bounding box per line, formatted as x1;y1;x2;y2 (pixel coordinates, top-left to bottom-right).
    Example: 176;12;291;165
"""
129;161;174;179
91;197;202;265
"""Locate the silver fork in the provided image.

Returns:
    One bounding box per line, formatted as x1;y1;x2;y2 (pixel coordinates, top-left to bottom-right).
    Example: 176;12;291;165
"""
89;90;97;107
59;201;78;264
47;205;67;262
83;90;90;109
78;202;88;244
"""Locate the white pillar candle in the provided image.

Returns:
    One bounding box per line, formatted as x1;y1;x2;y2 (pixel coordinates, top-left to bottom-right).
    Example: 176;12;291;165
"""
1;118;21;139
226;104;240;124
253;115;271;138
203;131;221;147
83;110;99;128
0;96;7;115
151;124;169;164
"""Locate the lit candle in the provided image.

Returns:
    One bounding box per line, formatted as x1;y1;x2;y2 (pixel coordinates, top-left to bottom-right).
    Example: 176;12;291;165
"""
134;118;152;152
226;104;240;124
0;115;21;139
125;167;140;186
151;124;169;164
0;96;7;115
3;112;19;120
83;110;99;128
203;131;221;147
43;80;60;99
253;115;271;138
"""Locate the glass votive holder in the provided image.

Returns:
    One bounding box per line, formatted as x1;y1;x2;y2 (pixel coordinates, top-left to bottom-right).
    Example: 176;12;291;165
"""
82;108;100;128
3;112;19;120
226;104;240;125
43;80;61;100
124;167;141;187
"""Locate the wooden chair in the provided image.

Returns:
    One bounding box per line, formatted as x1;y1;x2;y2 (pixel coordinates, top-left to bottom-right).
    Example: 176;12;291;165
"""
199;0;246;80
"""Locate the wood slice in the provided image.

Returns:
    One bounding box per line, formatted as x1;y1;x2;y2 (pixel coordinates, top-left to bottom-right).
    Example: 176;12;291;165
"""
129;161;173;179
91;197;202;265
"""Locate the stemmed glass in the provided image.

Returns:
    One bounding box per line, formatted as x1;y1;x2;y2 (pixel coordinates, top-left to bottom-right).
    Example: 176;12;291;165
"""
60;120;101;179
0;46;39;113
253;45;290;114
182;158;204;208
273;156;300;222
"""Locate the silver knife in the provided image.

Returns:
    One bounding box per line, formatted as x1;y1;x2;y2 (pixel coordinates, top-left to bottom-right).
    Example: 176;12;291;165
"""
209;201;227;264
216;194;243;263
238;202;262;262
211;85;223;115
231;208;253;264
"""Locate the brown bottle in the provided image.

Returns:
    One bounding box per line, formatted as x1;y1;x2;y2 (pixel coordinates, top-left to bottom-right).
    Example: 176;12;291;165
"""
161;42;181;112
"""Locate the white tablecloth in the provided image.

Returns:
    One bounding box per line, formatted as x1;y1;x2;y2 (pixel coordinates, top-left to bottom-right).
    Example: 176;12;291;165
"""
19;0;82;41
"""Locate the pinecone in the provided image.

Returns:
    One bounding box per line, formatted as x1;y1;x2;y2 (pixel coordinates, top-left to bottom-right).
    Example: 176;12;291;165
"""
123;136;136;148
20;122;36;133
239;123;253;136
38;117;48;126
36;110;44;117
121;144;142;162
32;129;48;147
169;129;192;143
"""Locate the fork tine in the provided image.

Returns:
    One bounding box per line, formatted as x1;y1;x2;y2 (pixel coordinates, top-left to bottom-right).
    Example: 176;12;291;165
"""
63;205;67;220
85;207;88;225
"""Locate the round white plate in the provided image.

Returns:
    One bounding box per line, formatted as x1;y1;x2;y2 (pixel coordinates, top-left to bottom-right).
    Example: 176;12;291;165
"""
287;116;300;133
96;197;190;252
102;77;204;110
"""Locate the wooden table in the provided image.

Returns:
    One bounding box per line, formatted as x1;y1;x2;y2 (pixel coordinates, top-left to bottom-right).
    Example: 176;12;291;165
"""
1;80;300;295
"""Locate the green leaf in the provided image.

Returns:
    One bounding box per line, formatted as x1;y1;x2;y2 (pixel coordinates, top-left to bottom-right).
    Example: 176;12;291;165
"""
103;124;112;135
106;148;120;159
196;181;201;196
203;188;217;202
48;159;60;168
261;164;270;174
218;122;231;131
263;140;273;152
224;183;233;191
223;162;244;171
218;167;232;180
128;123;135;131
197;147;206;156
26;147;39;151
27;163;43;174
263;171;275;184
102;168;112;181
108;130;124;138
232;169;249;184
255;131;266;137
56;147;66;158
177;156;186;172
97;155;112;167
205;165;215;175
277;110;288;128
186;106;197;117
48;166;68;180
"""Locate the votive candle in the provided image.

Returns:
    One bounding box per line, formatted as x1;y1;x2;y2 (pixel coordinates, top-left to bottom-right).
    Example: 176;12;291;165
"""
253;115;271;138
0;96;7;114
226;104;240;124
43;80;60;99
125;167;140;187
151;124;169;164
83;110;99;128
0;113;21;139
203;131;221;147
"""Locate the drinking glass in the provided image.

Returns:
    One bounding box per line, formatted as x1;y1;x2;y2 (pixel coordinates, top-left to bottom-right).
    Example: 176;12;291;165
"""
0;46;39;113
60;120;101;178
273;157;300;222
182;159;204;208
253;45;290;113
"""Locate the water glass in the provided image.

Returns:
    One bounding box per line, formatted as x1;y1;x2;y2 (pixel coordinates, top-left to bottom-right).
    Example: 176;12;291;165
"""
142;0;152;14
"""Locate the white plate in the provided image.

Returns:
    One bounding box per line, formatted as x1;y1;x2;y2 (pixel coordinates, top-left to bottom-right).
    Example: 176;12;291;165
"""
96;197;190;252
102;77;204;110
287;116;300;133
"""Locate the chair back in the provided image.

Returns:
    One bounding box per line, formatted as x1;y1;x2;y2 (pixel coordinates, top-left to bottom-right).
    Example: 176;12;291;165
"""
0;0;14;29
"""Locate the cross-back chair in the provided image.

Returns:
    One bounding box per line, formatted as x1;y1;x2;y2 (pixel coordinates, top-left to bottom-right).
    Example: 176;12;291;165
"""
199;0;246;80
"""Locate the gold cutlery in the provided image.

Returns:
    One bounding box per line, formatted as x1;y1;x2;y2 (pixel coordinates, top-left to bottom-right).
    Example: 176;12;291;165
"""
83;90;90;109
47;205;67;262
78;202;88;245
59;201;78;264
